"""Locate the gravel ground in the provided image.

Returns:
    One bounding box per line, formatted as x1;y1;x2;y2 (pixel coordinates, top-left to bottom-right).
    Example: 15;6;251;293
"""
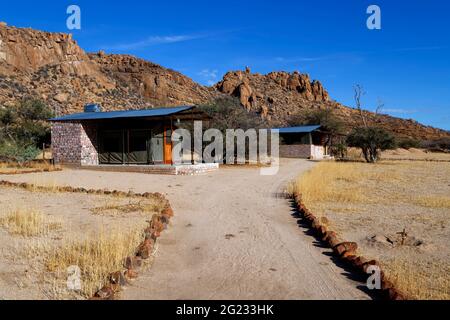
2;159;370;300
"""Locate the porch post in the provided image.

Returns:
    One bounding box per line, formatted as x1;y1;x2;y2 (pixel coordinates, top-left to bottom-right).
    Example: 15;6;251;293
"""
170;116;173;165
191;108;194;164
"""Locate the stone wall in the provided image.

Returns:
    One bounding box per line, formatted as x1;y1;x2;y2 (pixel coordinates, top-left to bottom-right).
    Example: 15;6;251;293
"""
81;123;99;166
279;144;324;159
51;122;98;165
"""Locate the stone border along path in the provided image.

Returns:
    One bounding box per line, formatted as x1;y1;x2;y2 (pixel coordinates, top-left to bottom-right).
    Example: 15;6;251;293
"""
293;193;407;300
1;159;371;300
0;179;173;300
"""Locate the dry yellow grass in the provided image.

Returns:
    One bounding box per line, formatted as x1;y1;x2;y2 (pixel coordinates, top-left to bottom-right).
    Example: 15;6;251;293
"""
383;259;450;300
0;208;61;237
293;162;378;206
293;160;450;300
45;228;145;297
413;196;450;209
0;161;61;174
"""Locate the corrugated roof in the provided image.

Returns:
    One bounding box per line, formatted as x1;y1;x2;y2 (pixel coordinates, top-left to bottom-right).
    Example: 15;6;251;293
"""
50;106;195;122
271;125;322;134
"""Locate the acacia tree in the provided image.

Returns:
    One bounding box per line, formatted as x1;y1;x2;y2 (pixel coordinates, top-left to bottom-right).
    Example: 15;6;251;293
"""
346;126;395;163
0;98;53;164
349;85;396;163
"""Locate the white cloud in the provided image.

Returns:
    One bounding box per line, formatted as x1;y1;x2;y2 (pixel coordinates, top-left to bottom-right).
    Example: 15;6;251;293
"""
102;34;208;51
198;69;219;86
382;108;418;114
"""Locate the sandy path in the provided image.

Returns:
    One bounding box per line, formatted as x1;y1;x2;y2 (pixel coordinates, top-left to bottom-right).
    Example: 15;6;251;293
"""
2;159;370;300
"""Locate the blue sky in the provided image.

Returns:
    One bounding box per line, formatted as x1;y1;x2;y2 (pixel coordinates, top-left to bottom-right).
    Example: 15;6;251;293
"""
2;0;449;130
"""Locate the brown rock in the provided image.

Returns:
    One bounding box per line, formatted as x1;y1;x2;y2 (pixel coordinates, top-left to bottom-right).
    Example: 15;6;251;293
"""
316;225;327;237
136;239;153;259
95;285;114;299
124;268;138;280
109;271;127;286
362;260;380;273
388;288;406;300
352;256;370;270
162;207;174;217
328;235;341;248
334;242;358;256
322;230;337;242
341;253;358;265
124;256;142;269
151;230;161;240
381;279;395;290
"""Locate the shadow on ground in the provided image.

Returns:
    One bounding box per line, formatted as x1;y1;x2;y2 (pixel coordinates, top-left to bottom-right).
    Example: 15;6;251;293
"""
288;199;380;300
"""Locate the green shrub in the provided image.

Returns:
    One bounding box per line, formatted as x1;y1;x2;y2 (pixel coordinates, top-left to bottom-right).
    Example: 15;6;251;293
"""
0;98;52;164
346;126;396;163
0;143;40;165
397;138;421;149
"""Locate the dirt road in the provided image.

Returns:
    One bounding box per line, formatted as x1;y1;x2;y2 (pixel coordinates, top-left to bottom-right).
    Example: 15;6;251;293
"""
3;159;370;299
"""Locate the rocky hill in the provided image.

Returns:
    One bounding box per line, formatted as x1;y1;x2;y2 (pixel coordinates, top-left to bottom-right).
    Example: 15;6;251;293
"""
0;23;448;140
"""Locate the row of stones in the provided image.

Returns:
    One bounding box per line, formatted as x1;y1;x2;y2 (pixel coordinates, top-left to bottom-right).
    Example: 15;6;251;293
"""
293;193;407;300
0;167;62;175
0;179;166;201
93;206;174;300
0;179;172;300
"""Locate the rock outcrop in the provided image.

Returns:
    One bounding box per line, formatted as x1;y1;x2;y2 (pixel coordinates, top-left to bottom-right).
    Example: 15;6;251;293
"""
0;23;448;141
215;69;331;122
0;24;215;115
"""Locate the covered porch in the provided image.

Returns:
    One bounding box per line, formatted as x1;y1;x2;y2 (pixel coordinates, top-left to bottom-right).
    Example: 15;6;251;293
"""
50;105;210;168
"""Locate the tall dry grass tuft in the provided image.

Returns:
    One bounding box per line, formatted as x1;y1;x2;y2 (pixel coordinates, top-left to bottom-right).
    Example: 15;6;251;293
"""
0;208;61;237
294;162;368;207
45;228;145;297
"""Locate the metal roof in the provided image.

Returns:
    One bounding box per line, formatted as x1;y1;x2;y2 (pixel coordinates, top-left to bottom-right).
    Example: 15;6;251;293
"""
50;106;195;122
271;125;322;134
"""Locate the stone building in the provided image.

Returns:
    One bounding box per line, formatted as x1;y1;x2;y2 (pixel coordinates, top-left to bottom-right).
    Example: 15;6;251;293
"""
50;105;217;174
275;125;330;160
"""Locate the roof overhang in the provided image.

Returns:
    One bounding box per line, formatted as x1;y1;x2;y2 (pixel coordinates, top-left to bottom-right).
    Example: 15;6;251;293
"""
270;125;323;134
49;106;210;122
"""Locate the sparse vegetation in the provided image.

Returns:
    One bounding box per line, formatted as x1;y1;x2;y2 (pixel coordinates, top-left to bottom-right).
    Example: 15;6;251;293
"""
45;228;145;297
0;179;171;299
383;258;450;300
422;137;450;152
294;160;450;299
0;208;61;237
0;161;60;174
413;196;450;209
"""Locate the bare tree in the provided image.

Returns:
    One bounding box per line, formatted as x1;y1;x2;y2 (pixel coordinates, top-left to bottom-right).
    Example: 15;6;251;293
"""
375;98;384;115
354;84;367;127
